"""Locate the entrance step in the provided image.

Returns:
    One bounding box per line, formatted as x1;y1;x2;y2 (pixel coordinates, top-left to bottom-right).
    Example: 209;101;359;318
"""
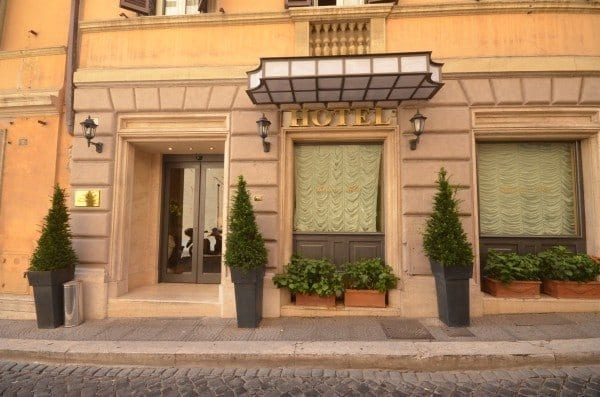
108;283;221;318
0;294;36;320
281;304;401;317
482;294;600;315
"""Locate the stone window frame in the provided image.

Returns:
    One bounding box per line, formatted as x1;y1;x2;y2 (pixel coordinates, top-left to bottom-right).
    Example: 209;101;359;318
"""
471;107;600;261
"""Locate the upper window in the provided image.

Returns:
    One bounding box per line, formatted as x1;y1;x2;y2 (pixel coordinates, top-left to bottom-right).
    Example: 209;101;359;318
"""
286;0;395;8
120;0;213;16
477;142;580;237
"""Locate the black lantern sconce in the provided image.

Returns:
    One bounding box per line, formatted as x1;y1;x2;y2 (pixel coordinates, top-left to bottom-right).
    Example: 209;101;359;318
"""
409;110;427;150
80;115;103;153
256;113;271;153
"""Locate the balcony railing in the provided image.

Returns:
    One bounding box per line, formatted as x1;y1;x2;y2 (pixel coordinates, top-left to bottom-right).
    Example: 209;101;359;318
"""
310;20;369;56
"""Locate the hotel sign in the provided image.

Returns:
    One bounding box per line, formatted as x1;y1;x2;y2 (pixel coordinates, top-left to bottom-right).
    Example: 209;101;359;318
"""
285;108;397;128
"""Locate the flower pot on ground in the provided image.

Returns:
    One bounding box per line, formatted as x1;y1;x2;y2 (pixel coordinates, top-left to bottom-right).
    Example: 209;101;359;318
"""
482;251;542;298
27;185;77;328
422;168;474;327
538;246;600;299
225;176;268;328
273;256;343;307
341;258;397;308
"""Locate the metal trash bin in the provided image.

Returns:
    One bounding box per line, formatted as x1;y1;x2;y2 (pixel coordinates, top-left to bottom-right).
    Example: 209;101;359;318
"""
64;280;84;327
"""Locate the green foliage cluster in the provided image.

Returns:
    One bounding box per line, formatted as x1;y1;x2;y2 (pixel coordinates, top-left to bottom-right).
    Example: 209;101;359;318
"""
341;258;397;292
484;251;541;284
422;168;474;267
273;256;344;297
224;176;267;273
538;246;599;282
29;185;78;272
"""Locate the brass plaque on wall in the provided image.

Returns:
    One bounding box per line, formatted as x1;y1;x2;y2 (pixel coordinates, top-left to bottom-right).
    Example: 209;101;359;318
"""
74;190;100;207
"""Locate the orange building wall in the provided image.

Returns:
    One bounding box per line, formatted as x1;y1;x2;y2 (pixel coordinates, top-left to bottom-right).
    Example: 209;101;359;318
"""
387;13;600;58
0;0;72;294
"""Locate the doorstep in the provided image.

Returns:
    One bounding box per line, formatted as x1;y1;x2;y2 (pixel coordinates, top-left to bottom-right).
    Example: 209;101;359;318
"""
482;293;600;315
280;303;402;317
0;294;36;320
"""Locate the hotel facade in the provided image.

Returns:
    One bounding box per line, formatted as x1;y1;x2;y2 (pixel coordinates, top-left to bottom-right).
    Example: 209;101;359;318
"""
1;0;599;320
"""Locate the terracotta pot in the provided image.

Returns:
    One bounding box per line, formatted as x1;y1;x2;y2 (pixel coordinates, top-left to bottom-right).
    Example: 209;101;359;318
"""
482;277;541;298
542;280;600;299
344;289;386;308
295;293;336;307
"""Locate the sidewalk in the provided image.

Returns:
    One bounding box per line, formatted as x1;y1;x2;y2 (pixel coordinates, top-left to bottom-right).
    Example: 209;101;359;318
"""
1;313;599;371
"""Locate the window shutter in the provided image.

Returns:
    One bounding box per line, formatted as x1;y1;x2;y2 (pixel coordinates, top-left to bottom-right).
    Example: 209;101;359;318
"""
365;0;397;4
119;0;156;15
198;0;208;13
285;0;313;8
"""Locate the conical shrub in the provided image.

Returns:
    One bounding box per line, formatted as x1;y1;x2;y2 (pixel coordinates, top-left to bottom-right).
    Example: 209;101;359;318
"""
422;168;473;267
29;185;78;271
225;176;267;272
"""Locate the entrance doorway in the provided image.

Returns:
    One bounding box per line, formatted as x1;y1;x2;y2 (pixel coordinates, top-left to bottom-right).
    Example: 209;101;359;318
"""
160;155;224;283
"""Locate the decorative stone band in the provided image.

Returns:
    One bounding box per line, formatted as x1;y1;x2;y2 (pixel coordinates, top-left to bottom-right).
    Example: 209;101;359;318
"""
246;52;443;106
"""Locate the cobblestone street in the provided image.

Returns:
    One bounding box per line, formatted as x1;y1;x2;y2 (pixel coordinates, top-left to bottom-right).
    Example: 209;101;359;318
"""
1;361;599;396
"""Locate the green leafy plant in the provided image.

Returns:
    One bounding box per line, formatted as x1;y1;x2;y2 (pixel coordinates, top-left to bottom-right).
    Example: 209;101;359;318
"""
29;185;78;272
484;251;541;284
538;246;600;282
341;258;397;292
273;256;344;297
422;168;474;267
225;176;267;273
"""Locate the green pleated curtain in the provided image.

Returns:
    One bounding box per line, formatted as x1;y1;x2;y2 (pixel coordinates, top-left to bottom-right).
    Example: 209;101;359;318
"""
477;142;577;236
294;144;382;232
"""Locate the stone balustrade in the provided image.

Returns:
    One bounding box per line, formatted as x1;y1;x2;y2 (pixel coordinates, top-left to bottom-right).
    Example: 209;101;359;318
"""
310;20;370;56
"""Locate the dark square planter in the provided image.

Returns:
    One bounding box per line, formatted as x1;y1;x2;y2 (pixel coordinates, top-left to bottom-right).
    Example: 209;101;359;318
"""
27;267;75;329
231;267;264;328
430;261;472;327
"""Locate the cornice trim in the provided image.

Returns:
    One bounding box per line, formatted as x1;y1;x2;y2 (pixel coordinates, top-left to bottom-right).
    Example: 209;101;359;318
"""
0;46;67;60
78;1;599;34
73;56;600;87
0;89;62;117
79;12;291;33
391;1;600;18
74;66;251;87
441;56;600;77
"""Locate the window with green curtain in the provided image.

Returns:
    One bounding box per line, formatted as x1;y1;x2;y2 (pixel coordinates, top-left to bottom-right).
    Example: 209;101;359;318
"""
294;144;382;232
477;142;578;237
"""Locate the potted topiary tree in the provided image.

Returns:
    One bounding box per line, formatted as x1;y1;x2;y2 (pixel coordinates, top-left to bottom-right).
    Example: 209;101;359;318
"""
27;185;78;328
341;258;397;308
422;168;474;327
225;175;268;328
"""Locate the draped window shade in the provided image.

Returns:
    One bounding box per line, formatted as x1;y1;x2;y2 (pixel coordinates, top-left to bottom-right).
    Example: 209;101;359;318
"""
294;144;382;232
477;143;577;236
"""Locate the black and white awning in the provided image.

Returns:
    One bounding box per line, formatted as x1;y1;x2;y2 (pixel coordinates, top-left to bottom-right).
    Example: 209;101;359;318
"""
246;52;443;106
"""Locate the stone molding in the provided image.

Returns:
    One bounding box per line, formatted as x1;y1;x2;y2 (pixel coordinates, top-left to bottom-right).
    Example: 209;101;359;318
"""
78;2;598;34
0;46;66;60
73;57;600;87
118;113;230;133
390;1;599;18
0;89;62;117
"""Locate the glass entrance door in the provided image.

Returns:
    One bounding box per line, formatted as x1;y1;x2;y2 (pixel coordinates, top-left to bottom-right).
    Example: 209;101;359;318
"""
161;156;224;283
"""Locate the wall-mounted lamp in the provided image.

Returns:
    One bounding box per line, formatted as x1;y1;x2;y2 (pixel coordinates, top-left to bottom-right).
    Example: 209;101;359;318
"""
409;110;427;150
256;113;271;153
80;115;103;153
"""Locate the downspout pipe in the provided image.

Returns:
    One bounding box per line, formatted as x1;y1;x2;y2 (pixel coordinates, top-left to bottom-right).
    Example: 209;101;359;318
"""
65;0;80;136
